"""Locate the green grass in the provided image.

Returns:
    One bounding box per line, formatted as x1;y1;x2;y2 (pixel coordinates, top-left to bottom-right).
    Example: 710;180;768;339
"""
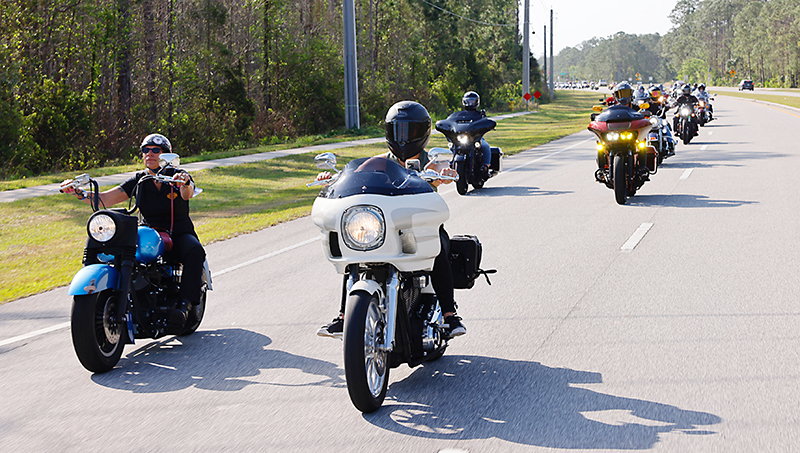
0;91;598;304
715;90;800;110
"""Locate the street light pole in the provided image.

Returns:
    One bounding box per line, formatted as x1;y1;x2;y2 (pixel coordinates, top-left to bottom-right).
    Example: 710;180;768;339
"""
522;0;530;109
343;0;360;129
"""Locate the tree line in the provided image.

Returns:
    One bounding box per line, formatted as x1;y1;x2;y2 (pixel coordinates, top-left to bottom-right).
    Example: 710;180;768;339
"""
0;0;543;178
554;0;800;88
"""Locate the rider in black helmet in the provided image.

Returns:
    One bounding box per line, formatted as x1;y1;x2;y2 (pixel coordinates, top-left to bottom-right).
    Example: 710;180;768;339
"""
672;84;700;136
456;91;493;177
316;101;466;340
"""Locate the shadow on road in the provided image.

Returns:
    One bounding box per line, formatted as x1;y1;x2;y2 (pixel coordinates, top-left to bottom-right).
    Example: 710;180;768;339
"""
366;355;721;449
626;194;757;208
464;186;573;197
90;328;345;392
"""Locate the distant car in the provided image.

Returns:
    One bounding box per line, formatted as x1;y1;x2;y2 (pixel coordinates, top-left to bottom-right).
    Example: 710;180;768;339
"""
598;79;608;87
739;79;754;91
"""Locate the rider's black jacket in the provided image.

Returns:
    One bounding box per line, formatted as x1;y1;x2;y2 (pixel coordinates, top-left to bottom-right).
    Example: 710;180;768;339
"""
673;94;699;107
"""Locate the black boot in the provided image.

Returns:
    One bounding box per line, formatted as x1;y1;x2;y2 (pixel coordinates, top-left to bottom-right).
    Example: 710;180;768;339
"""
169;299;191;326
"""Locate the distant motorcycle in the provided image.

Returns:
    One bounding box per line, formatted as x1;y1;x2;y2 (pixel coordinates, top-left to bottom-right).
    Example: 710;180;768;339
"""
434;112;503;195
63;154;211;373
674;103;697;145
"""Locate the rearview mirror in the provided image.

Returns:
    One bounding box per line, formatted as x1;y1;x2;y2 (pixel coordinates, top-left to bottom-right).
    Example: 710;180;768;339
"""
428;147;453;163
159;153;180;168
314;152;338;171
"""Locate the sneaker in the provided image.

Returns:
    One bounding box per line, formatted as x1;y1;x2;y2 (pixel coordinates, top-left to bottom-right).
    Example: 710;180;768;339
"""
317;316;343;339
443;315;466;338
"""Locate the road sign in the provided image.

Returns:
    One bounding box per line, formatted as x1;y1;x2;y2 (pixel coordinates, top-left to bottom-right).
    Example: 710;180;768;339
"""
523;92;532;101
533;90;542;99
731;70;736;76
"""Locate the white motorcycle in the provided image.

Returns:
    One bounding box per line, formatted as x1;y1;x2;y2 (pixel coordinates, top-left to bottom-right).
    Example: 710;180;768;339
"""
309;149;492;413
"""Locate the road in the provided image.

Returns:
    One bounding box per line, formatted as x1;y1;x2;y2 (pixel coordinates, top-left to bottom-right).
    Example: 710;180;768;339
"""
2;97;800;452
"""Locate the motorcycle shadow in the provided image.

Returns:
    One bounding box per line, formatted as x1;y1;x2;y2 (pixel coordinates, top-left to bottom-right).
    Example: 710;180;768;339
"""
463;186;573;198
366;355;721;449
623;194;757;209
90;328;345;392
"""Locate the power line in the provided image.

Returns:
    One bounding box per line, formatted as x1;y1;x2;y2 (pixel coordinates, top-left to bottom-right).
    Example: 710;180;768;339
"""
419;0;515;27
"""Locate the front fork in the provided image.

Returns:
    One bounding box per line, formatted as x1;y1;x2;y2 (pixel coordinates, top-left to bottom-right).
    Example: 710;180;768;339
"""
345;265;400;353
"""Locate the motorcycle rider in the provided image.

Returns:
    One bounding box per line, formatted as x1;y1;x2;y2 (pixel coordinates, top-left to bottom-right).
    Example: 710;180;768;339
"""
454;91;493;178
316;101;467;340
60;133;205;326
693;83;713;119
671;84;700;136
644;86;676;156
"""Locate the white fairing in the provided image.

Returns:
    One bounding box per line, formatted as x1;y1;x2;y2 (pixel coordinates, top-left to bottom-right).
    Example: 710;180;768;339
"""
311;192;450;273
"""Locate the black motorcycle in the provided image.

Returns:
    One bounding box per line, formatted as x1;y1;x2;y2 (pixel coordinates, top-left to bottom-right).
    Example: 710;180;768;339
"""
673;103;697;145
434;112;503;195
63;153;211;373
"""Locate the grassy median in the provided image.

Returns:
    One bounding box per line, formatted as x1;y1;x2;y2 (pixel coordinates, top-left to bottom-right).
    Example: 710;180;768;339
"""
0;91;598;304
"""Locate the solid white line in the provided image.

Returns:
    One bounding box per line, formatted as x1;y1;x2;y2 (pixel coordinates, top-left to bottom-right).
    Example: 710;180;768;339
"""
680;169;694;180
621;223;653;252
0;322;70;348
214;236;320;277
701;145;708;150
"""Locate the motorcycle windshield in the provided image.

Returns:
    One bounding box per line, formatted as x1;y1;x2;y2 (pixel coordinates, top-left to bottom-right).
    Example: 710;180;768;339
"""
594;105;645;123
320;157;434;198
435;114;496;141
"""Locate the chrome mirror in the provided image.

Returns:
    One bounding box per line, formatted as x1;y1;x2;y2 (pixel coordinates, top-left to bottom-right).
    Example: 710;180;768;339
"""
159;153;180;168
427;147;453;164
314;152;338;172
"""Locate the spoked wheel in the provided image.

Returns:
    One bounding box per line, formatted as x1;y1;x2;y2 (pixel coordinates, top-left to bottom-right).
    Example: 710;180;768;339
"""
344;290;389;413
612;154;628;205
71;290;125;373
455;161;468;195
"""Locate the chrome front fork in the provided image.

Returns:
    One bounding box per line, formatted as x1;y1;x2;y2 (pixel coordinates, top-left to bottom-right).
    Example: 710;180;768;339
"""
378;267;400;353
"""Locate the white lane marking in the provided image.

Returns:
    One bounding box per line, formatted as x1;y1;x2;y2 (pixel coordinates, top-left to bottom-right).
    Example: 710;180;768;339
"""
680;169;694;180
621;223;653;252
0;321;70;347
708;131;713;135
214;236;320;277
701;145;708;150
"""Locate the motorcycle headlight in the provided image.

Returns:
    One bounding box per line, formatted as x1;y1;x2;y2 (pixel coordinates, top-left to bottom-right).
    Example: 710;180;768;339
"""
681;107;691;117
341;205;385;251
88;214;117;243
457;134;470;145
649;117;658;125
607;132;620;141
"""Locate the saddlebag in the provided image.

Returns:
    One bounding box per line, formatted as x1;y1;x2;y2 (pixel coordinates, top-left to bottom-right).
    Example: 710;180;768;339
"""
490;147;503;172
449;235;495;289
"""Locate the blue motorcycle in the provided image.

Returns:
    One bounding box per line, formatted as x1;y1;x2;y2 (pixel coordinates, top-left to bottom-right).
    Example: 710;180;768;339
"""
64;154;211;373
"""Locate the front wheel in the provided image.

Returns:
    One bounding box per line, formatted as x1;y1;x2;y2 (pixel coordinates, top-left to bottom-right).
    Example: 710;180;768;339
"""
455;161;468;195
612;154;628;205
344;290;389;413
71;290;125;373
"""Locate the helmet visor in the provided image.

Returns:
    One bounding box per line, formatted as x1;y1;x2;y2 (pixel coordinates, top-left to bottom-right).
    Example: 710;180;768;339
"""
615;88;633;100
385;120;430;144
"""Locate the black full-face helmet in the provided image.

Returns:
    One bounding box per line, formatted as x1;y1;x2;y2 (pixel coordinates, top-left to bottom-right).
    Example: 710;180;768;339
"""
385;101;431;162
682;85;692;96
462;91;480;111
613;81;634;106
140;133;172;153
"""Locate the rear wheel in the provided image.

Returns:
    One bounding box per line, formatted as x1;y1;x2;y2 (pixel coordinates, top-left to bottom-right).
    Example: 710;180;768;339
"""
71;290;125;373
344;290;389;413
612;154;627;205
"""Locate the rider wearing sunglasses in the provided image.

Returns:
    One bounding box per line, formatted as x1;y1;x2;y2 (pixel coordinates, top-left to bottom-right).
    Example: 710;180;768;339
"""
60;133;205;326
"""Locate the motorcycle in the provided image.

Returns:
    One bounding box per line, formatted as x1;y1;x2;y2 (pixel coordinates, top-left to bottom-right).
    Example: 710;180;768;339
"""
63;153;211;373
634;98;675;165
673;103;697;145
589;103;658;205
434;112;503;195
695;100;709;126
309;150;494;412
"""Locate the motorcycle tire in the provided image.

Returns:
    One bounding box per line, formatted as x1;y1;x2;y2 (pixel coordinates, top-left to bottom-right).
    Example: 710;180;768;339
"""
71;290;125;373
681;123;691;145
612;154;627;205
179;286;207;336
455;161;468;195
344;290;389;413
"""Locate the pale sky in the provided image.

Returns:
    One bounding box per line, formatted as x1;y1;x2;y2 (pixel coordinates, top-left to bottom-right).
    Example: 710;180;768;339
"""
522;0;678;59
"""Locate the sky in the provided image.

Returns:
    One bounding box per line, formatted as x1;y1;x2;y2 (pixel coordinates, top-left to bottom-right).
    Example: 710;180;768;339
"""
522;0;678;59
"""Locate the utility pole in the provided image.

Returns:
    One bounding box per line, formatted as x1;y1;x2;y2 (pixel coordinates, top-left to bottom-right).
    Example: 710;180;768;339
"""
549;9;554;100
343;0;360;129
522;0;530;108
543;25;547;92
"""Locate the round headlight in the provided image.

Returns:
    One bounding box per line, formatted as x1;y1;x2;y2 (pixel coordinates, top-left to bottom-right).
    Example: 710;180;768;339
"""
88;214;116;243
342;206;385;251
681;107;691;116
457;134;469;145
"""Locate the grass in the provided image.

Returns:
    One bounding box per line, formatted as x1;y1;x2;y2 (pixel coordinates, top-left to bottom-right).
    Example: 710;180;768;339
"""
0;91;599;304
714;90;800;110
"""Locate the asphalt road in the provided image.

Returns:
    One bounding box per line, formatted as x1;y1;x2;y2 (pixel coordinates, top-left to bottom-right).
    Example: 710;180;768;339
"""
2;96;799;452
